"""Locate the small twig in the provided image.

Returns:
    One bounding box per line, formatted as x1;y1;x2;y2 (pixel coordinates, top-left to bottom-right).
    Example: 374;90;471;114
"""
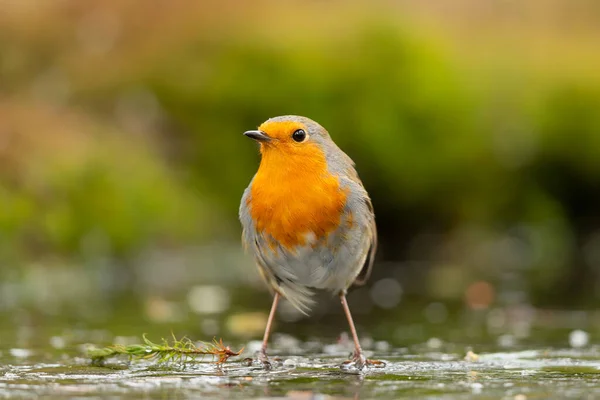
87;334;243;366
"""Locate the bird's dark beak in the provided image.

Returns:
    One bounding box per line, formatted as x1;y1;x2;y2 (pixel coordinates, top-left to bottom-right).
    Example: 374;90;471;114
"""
244;130;271;142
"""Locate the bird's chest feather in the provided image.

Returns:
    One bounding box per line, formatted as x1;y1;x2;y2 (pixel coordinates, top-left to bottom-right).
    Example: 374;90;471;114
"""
248;146;347;251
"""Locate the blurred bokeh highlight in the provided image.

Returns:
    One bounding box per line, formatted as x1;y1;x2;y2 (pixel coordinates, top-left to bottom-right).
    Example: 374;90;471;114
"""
1;0;600;346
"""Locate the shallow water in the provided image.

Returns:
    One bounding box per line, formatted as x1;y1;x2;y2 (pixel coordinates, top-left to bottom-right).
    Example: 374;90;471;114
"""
1;280;599;399
2;337;600;399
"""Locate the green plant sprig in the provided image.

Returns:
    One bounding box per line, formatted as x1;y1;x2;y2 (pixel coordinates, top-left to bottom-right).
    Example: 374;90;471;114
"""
88;334;243;366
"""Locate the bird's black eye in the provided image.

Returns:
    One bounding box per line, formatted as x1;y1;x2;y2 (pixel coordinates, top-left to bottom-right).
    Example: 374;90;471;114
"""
292;129;306;142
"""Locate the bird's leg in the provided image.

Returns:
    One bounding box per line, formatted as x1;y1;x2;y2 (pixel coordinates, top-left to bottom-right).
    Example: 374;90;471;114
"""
339;292;367;367
339;292;386;370
258;292;280;366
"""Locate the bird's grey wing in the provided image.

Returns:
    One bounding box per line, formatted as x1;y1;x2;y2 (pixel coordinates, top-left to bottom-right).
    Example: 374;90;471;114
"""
352;194;377;286
239;186;278;285
338;169;377;287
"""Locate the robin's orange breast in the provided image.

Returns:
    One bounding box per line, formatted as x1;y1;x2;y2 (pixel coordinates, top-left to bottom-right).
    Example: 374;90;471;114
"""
248;142;347;251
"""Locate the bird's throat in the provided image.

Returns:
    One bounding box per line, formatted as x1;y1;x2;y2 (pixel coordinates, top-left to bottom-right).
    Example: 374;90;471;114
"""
249;145;347;250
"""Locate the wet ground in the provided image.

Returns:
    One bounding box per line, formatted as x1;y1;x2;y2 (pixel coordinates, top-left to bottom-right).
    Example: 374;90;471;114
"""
1;276;599;399
2;334;600;399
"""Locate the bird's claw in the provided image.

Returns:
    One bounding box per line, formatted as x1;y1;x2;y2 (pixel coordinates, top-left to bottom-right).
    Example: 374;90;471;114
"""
352;351;367;369
365;359;386;368
257;351;272;369
340;352;386;372
243;352;276;370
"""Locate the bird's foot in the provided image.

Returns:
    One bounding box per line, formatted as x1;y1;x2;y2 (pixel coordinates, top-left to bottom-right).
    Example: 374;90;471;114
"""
243;351;279;370
257;350;272;369
340;351;386;372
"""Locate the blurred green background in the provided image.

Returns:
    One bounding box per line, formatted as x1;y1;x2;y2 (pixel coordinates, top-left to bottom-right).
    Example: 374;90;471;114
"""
1;0;600;346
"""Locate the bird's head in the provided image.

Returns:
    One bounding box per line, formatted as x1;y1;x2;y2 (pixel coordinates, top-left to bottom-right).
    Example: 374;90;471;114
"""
243;115;333;160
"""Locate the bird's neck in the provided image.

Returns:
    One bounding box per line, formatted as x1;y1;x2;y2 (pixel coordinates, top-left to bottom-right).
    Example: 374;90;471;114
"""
258;143;327;182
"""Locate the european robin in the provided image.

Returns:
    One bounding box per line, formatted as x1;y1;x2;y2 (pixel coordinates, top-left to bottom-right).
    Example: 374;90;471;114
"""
240;116;380;369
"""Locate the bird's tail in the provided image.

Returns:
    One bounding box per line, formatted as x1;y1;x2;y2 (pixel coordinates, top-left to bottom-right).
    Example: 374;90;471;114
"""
276;281;315;315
